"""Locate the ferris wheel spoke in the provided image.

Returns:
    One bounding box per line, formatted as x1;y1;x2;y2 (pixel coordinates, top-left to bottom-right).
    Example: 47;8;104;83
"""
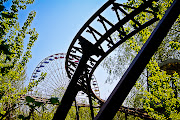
30;53;68;98
39;67;60;89
29;52;101;114
49;55;67;86
43;62;62;87
49;59;65;86
38;80;59;92
44;63;65;89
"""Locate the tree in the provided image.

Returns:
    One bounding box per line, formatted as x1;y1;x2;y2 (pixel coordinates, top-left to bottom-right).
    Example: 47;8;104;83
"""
0;0;38;119
103;0;180;119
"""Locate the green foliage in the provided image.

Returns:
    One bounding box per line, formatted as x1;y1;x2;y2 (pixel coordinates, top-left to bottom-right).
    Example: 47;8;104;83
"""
27;72;47;91
18;96;46;120
26;96;35;103
113;111;143;120
125;0;180;119
66;106;98;120
169;41;180;50
49;97;60;105
0;0;39;119
136;59;180;119
103;0;180;119
65;100;100;120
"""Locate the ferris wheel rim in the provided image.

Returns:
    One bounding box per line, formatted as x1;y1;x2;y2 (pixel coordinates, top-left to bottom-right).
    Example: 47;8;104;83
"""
29;52;101;104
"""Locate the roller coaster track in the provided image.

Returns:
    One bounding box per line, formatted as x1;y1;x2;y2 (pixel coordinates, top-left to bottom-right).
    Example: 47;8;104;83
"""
53;0;180;119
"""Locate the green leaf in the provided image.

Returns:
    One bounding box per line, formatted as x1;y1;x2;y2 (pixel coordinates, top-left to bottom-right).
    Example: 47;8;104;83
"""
34;101;43;107
0;5;5;12
29;104;35;109
1;12;15;18
49;97;59;105
0;91;4;100
25;96;35;103
18;115;25;120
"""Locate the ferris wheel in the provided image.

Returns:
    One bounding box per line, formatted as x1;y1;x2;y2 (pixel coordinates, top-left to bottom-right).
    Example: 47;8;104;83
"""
29;53;100;104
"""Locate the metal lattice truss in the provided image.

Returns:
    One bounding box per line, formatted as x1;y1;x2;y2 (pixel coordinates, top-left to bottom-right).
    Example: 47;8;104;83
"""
65;0;158;86
64;0;159;107
51;0;180;119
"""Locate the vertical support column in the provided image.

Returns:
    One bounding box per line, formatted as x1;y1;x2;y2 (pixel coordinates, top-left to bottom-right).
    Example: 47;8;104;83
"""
125;113;128;120
75;98;79;120
85;69;94;119
53;55;89;120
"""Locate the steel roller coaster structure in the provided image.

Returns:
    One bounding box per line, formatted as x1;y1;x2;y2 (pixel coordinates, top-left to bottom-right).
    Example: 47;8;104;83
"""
28;0;180;119
52;0;180;119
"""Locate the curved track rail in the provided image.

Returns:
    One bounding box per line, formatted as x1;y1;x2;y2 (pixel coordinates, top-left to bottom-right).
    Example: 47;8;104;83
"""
53;0;180;119
65;0;158;80
65;0;158;105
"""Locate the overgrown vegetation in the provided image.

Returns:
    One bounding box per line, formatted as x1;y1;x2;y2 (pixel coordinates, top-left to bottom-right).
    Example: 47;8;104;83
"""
0;0;179;119
0;0;39;119
103;0;180;119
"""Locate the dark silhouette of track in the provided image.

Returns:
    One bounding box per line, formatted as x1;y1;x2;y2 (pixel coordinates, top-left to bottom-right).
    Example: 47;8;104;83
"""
53;0;180;119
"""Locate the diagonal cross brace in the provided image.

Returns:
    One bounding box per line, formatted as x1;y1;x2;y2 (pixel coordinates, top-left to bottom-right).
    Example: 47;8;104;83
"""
95;0;180;119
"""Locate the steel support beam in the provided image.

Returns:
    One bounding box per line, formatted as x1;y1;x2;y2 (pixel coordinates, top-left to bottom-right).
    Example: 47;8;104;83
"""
75;98;80;120
53;36;104;120
53;55;89;120
95;0;180;119
85;69;95;119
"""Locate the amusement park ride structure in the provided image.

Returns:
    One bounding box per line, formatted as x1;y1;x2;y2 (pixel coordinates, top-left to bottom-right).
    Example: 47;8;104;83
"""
29;53;100;104
28;0;180;119
54;0;180;119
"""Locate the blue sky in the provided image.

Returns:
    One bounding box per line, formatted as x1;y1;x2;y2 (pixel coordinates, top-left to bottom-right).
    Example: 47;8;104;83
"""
24;0;110;79
25;0;128;99
19;0;115;99
6;0;127;99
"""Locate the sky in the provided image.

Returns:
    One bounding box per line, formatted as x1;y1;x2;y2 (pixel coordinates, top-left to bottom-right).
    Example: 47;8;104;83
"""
6;0;127;100
23;0;109;78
